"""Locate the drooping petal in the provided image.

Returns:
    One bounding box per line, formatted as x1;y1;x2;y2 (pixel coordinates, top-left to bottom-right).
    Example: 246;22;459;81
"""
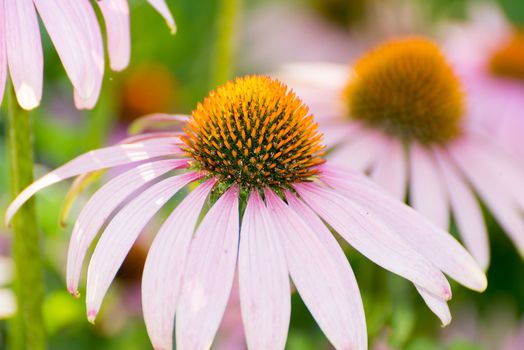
283;191;367;350
33;0;104;101
176;186;240;350
238;191;290;350
0;2;6;107
416;286;451;326
435;150;489;270
86;172;201;320
142;178;217;350
5;138;183;226
96;0;130;71
66;159;187;295
321;166;487;291
409;145;449;230
147;0;176;33
295;182;452;299
370;138;407;201
448;145;524;257
5;0;42;110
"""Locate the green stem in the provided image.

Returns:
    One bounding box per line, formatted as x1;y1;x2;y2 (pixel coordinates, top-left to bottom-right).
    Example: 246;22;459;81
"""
6;83;46;350
210;0;240;88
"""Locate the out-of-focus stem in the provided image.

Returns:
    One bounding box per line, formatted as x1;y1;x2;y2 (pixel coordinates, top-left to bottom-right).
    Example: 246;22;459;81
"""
210;0;240;88
6;83;46;350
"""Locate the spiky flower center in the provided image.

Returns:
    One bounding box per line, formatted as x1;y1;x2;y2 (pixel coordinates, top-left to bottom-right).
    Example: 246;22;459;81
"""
344;37;465;145
490;31;524;82
182;76;325;190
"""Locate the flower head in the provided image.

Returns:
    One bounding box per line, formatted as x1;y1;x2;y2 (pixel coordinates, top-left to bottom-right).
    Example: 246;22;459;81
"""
0;0;174;110
6;75;486;350
280;36;524;270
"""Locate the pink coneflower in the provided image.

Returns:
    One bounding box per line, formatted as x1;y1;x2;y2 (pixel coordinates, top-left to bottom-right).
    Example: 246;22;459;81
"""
0;0;175;110
442;4;524;161
279;37;524;270
6;76;486;349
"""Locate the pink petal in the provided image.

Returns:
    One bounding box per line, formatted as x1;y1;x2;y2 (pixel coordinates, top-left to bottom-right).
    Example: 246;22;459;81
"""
5;138;183;226
66;159;187;295
370;138;407;201
85;172;201;320
238;191;290;350
409;145;449;230
435;151;489;270
147;0;176;33
5;0;42;110
330;130;388;173
33;0;104;101
176;186;240;349
142;178;217;350
321;166;487;291
449;145;524;257
416;286;451;326
283;191;367;350
0;3;6;107
129;114;190;134
295;182;452;299
97;0;130;71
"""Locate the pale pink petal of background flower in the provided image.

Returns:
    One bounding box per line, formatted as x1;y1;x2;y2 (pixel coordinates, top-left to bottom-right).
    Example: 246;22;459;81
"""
142;179;216;350
370;138;407;201
176;186;239;349
97;0;130;71
147;0;176;33
0;1;6;107
5;0;43;110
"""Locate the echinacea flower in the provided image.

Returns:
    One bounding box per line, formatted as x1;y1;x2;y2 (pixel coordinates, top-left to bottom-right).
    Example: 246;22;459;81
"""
6;76;486;350
279;37;524;270
442;4;524;161
0;0;174;110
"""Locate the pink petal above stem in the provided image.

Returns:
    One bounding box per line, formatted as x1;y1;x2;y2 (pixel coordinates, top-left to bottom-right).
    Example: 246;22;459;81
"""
5;0;42;110
142;178;217;350
176;186;240;350
66;159;188;295
5;138;183;226
85;171;201;321
238;191;290;350
96;0;130;71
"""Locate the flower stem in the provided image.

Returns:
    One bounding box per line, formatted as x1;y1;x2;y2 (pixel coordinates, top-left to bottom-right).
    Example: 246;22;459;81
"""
6;83;46;350
210;0;241;88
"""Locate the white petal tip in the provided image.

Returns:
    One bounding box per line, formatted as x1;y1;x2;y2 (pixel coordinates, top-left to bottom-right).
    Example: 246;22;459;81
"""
87;310;97;324
16;84;40;110
441;316;452;327
168;23;177;35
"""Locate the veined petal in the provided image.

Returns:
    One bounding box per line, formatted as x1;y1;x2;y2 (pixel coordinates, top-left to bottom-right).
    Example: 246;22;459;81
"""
410;145;449;230
33;0;104;101
96;0;130;71
0;2;6;107
435;150;489;270
66;159;187;295
295;182;452;299
416;286;451;326
321;166;487;292
147;0;176;33
449;145;524;258
283;191;367;350
86;172;201;320
176;186;239;350
239;191;290;350
5;138;183;226
142;178;217;350
370;138;407;201
5;0;42;110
